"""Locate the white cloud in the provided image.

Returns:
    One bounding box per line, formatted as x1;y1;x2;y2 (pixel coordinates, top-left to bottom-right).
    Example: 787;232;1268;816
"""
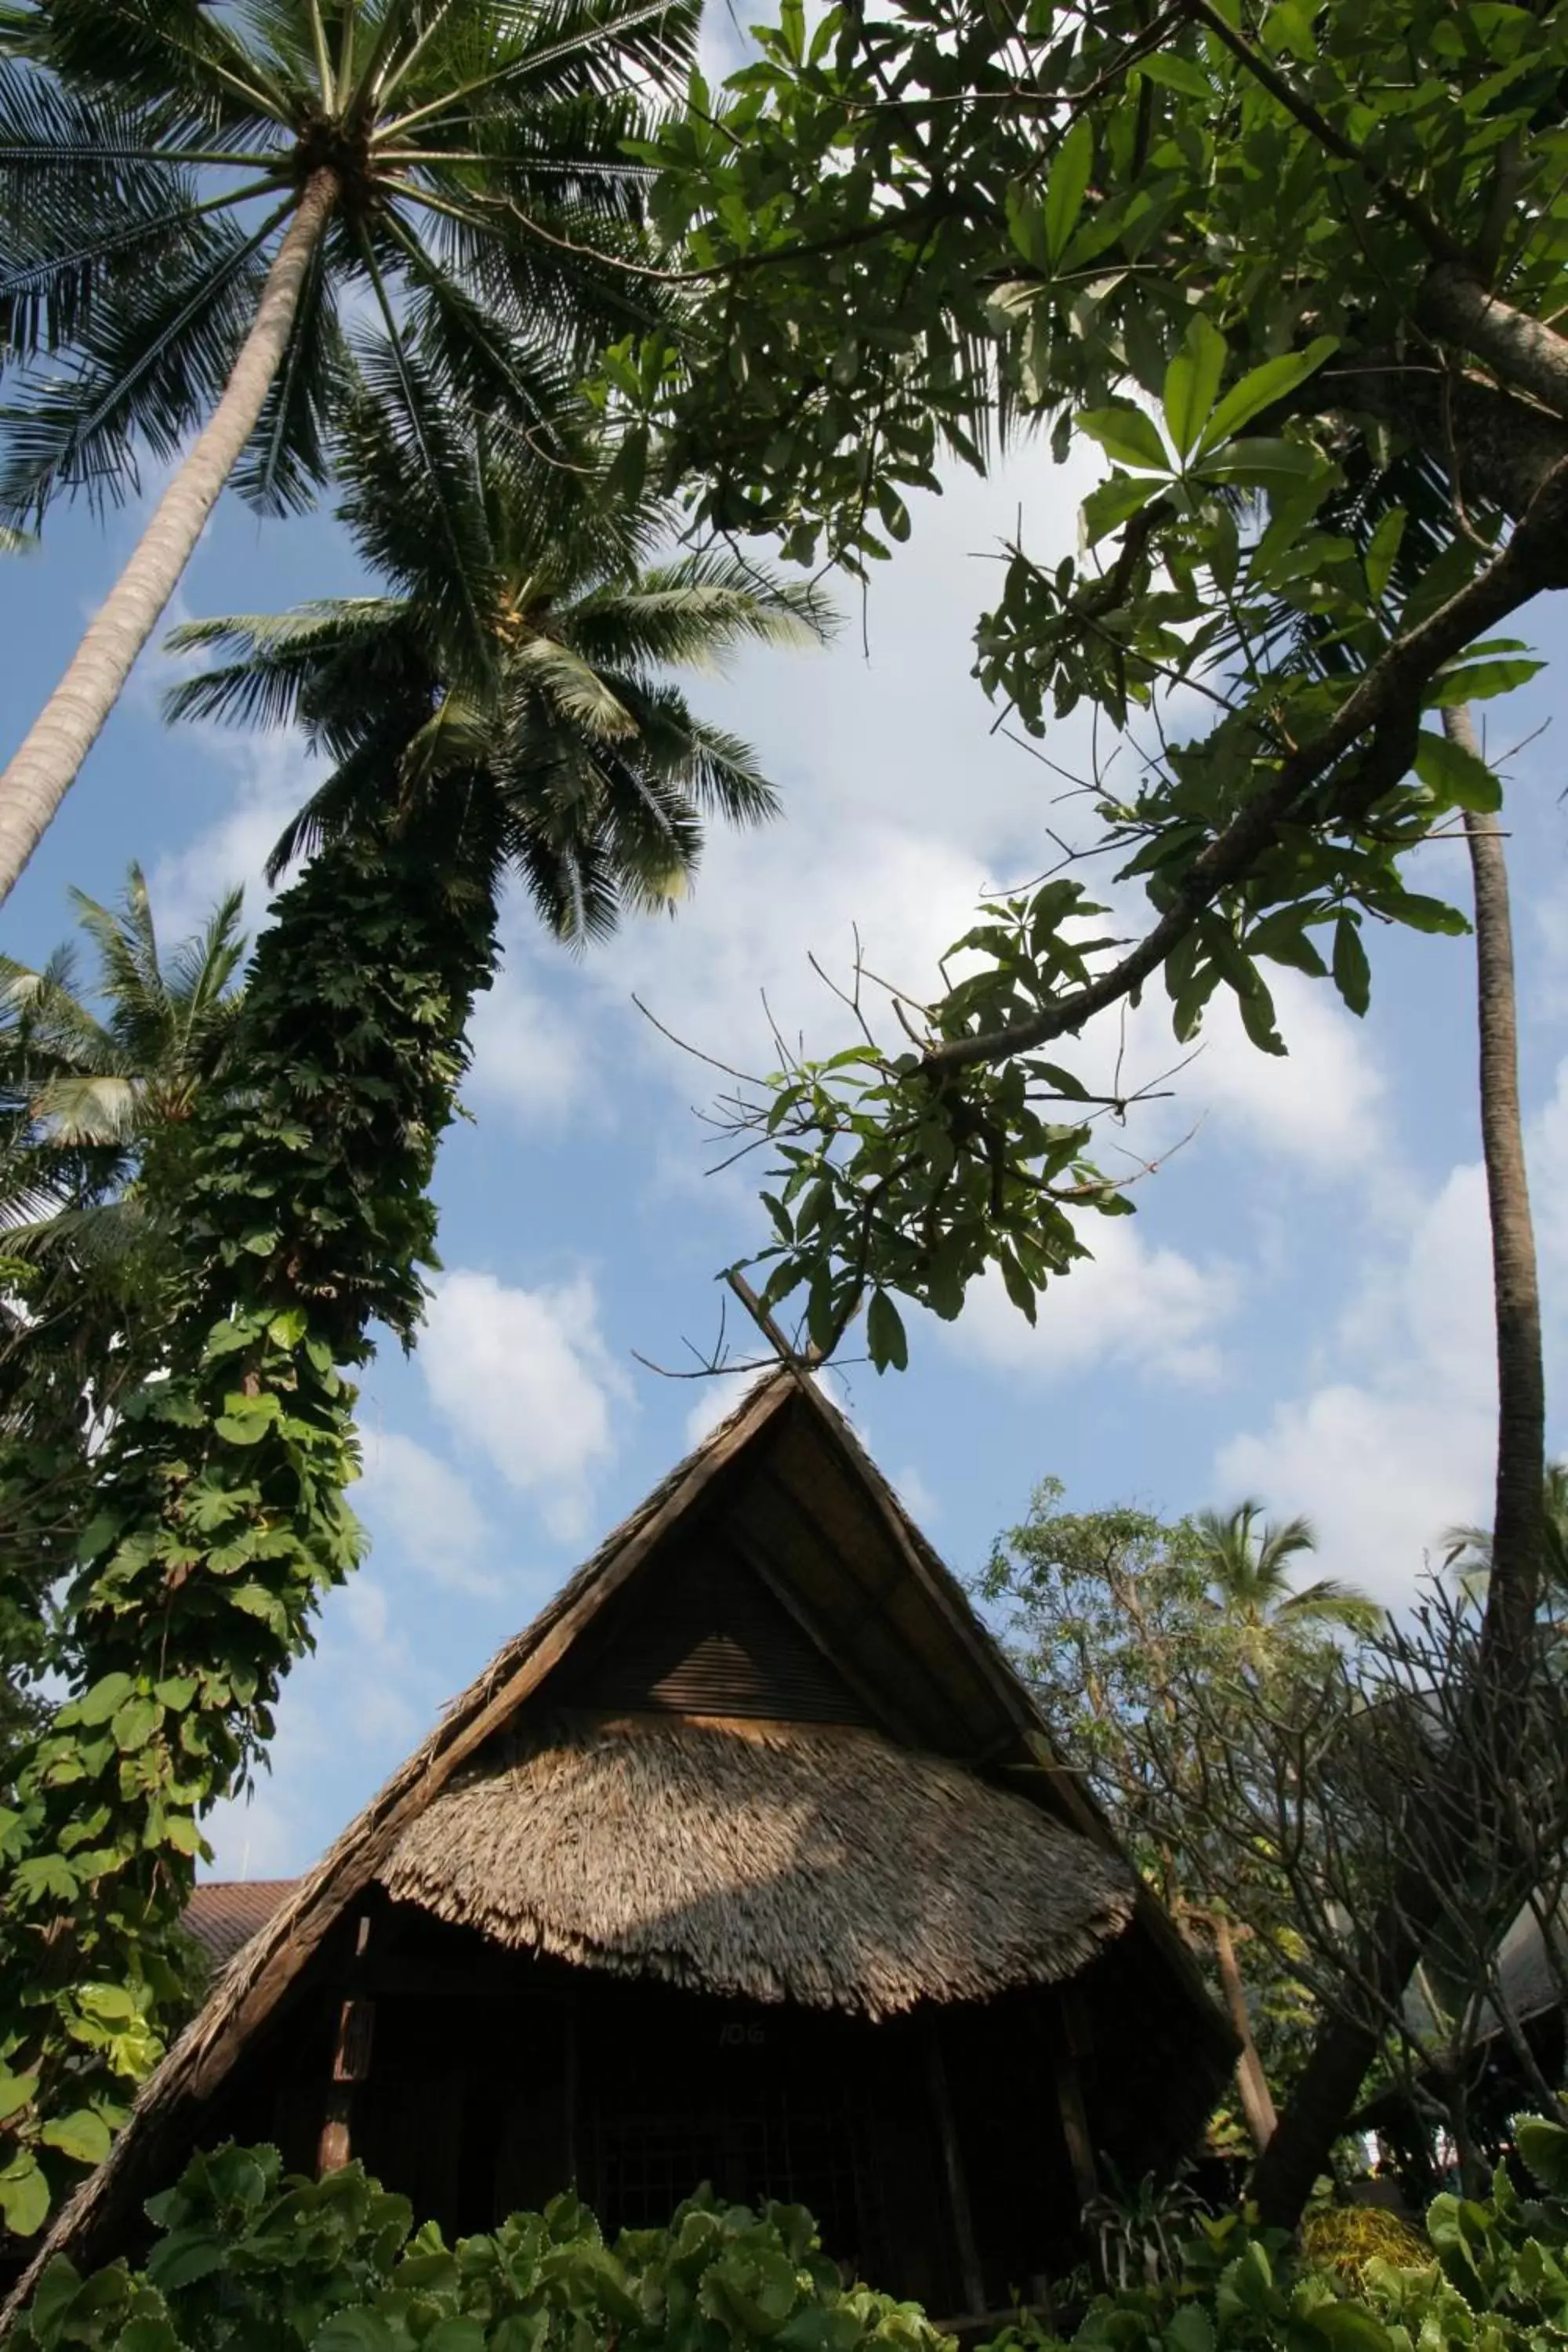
466;958;601;1131
148;727;315;941
419;1269;626;1538
358;1428;502;1597
937;1213;1238;1386
1213;1060;1568;1608
1178;971;1389;1173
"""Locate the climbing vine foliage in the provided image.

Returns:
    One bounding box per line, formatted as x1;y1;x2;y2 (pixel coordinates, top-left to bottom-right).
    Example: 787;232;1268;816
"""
0;810;498;2239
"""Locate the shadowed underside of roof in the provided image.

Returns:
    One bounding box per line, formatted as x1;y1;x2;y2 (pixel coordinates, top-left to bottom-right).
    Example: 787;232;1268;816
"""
380;1713;1137;2016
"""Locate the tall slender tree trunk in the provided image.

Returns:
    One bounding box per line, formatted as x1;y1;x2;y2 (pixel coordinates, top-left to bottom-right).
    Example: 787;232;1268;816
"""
1210;1912;1279;2153
1250;704;1545;2227
1450;703;1547;1666
0;168;339;909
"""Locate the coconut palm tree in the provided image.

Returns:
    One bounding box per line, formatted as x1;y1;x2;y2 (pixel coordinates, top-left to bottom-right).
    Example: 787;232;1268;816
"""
0;868;245;1780
0;0;695;902
1443;1464;1568;1621
162;360;832;942
1192;1500;1383;1654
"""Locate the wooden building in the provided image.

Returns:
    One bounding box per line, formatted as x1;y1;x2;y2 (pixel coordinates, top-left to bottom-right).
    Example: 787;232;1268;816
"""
14;1372;1233;2325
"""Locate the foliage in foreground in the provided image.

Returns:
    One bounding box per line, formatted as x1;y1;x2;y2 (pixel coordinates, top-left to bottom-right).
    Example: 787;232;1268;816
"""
14;2122;1568;2352
9;2147;949;2352
1023;2111;1568;2352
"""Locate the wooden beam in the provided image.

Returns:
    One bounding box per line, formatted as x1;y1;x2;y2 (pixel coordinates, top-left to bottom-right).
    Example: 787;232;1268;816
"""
927;2026;986;2319
1052;1987;1099;2212
724;1527;920;1744
318;1917;376;2175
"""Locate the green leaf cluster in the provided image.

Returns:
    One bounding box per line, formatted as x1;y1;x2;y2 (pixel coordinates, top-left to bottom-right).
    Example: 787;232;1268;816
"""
10;2146;953;2352
989;2118;1568;2352
0;800;499;2236
608;0;1568;1355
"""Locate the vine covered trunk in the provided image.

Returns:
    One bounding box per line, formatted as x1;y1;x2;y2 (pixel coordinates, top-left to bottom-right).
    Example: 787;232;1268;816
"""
0;795;499;2238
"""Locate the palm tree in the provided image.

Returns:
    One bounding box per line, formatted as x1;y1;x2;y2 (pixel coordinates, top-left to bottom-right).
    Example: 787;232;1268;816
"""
0;869;245;1780
1192;1500;1383;1650
1443;1462;1568;1620
0;0;695;902
162;365;831;942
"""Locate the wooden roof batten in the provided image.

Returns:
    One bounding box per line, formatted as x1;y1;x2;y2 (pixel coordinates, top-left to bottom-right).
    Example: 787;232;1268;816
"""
2;1360;1235;2321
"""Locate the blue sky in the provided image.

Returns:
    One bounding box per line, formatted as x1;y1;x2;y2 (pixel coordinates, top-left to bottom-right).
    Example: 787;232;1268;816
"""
6;324;1568;1884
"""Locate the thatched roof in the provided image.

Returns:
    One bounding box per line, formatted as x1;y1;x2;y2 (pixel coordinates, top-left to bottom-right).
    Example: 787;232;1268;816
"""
3;1367;1233;2318
382;1713;1135;2016
185;1882;292;1969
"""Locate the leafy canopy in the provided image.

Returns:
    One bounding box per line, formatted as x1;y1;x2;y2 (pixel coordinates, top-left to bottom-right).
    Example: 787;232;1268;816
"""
610;0;1568;1367
164;371;832;946
0;0;698;528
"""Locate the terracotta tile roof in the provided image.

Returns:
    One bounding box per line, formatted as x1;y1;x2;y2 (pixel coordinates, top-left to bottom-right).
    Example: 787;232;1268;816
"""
185;1880;296;1968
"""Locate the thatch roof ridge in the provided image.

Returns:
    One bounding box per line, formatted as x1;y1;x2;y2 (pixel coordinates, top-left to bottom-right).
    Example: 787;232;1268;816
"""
2;1370;800;2320
381;1711;1136;2016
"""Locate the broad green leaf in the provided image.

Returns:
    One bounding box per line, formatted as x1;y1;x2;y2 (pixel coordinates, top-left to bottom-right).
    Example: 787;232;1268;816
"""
1138;50;1211;96
1312;2307;1397;2352
1517;2113;1568;2194
1163;314;1228;460
0;2151;50;2237
111;1696;163;1753
1081;472;1160;546
1332;914;1371;1016
865;1289;909;1372
1425;657;1544;706
315;2311;397;2352
0;2066;38;2122
41;2108;112;2165
1076;405;1169;471
1165;2304;1214;2352
145;2231;228;2292
1364;506;1407;603
75;1672;132;1726
1044;117;1094;266
1414;727;1502;811
1195;335;1339;454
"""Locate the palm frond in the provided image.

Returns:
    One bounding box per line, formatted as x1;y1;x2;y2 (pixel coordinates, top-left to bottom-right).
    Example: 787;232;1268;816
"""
0;199;278;517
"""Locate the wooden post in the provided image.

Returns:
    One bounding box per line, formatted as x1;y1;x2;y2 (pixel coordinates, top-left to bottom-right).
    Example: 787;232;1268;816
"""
1050;1984;1099;2214
927;2027;986;2318
563;1987;579;2190
318;1912;376;2174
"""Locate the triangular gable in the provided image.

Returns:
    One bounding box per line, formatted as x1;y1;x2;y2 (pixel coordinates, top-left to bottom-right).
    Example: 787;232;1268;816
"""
2;1367;1232;2314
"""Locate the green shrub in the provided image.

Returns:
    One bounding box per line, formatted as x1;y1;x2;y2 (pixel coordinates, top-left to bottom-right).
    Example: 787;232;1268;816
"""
982;2114;1568;2352
1298;2207;1428;2290
12;2143;953;2352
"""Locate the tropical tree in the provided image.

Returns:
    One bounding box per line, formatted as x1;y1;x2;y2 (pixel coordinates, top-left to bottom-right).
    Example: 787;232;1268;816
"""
0;401;826;2240
1446;1466;1568;1619
161;361;830;938
1192;1504;1383;1656
982;1483;1368;2158
0;872;246;1774
0;0;697;902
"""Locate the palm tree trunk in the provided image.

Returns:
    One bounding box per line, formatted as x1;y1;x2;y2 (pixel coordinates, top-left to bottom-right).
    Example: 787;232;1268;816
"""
1210;1913;1279;2153
1450;703;1547;1663
0;168;339;908
1251;704;1545;2226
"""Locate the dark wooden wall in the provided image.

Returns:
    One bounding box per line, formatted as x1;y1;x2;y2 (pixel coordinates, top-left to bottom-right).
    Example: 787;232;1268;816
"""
187;1899;1088;2321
